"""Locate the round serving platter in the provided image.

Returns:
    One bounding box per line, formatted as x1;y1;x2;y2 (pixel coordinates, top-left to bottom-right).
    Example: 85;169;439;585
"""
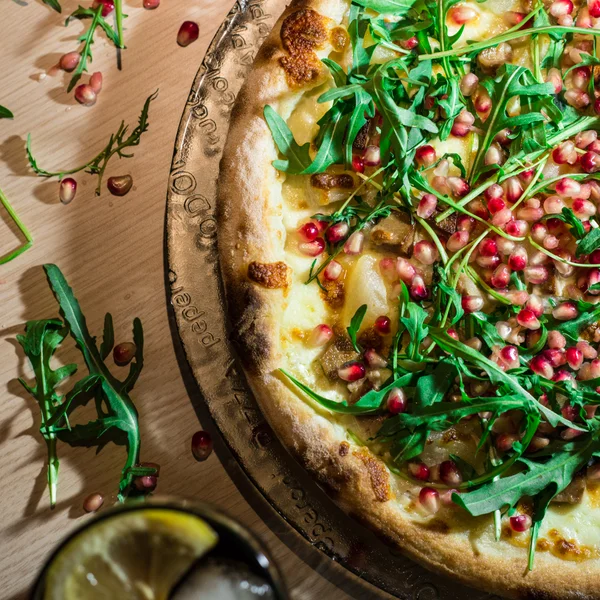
164;2;499;598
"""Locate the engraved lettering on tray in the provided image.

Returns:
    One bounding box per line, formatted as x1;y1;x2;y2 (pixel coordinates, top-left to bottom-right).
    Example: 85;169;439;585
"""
414;583;439;600
170;283;221;348
170;170;197;195
232;388;267;431
282;476;335;552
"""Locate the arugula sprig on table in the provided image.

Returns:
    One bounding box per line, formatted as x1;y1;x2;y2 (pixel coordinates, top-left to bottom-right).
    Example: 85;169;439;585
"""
0;186;33;264
17;264;154;506
27;91;157;195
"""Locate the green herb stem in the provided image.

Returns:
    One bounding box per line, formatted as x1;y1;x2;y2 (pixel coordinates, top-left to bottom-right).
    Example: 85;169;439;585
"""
0;187;33;265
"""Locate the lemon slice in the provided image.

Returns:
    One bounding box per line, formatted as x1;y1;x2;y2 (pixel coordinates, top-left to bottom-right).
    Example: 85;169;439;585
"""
44;508;218;600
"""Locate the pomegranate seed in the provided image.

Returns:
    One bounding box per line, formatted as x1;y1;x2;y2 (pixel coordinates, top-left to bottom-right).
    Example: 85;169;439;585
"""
374;315;391;335
497;237;515;255
59;52;80;72
505;177;523;203
503;289;530;306
417;194;438;218
415;145;436;167
92;0;114;16
577;5;593;24
525;294;543;317
480;238;498;257
344;231;364;255
562;427;585;440
543;195;565;215
595;99;600;115
487;197;506;215
298;222;319;242
414;240;439;265
554;369;575;383
400;36;418;50
495;433;519;452
553;141;577;165
447;328;459;340
144;0;160;8
485;145;503;166
510;514;532;532
552;302;578;321
446;231;469;253
500;345;520;369
531;223;548;242
439;460;462;486
396;258;416;283
530;355;554;378
74;84;96;107
576;130;598;149
89;72;103;94
542;235;559;250
449;4;478;23
457;214;475;232
506;219;529;237
527;436;550;453
508;247;527;271
462;295;484;313
191;430;213;461
410;275;428;300
588;269;600;294
451;121;472;138
548;330;567;349
572;199;596;219
338;361;366;381
491;264;511;288
456;109;476;126
590;249;600;264
543;348;567;368
299;238;325;256
496;129;513;146
434;159;449;177
363;145;381;167
364;348;388;368
310;324;333;347
566;347;584;369
496;321;512;340
83;492;104;513
572;66;591;90
326;222;349;243
352;154;365;173
492;209;513;228
474;87;492;113
448;177;469;197
408;461;430;480
577;340;598;359
565;89;590;109
133;474;158;492
524;265;549;285
562;404;578;421
460;72;479;96
485;184;504;201
517;309;540;330
468;199;489;219
387;387;407;414
432;176;450;195
546;68;563;93
555;178;581;198
59;178;77;205
178;21;200;47
419;487;440;514
113;342;136;366
505;10;527;25
107;174;133;196
323;260;343;281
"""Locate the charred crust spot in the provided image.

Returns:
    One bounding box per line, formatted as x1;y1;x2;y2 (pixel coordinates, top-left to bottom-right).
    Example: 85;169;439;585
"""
281;9;328;54
279;9;330;87
310;173;355;190
339;441;350;456
320;279;345;308
354;449;392;502
248;261;291;289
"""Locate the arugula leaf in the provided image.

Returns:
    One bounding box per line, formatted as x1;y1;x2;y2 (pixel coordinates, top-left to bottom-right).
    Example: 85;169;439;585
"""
551;302;600;343
390;427;429;462
17;320;76;507
413;358;456;408
42;264;150;500
0;105;14;119
0;186;33;264
576;227;600;256
348;304;368;352
43;0;62;11
352;0;418;16
321;58;347;88
454;440;594;516
264;106;312;174
400;302;429;360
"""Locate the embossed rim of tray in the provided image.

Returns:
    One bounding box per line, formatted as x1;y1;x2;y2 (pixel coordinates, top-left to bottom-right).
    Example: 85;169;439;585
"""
164;2;497;598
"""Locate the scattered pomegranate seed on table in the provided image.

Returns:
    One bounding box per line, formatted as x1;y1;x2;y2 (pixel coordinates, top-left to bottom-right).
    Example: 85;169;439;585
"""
192;430;213;462
59;178;77;205
83;492;104;513
59;52;80;73
113;342;136;366
178;21;200;47
143;0;160;8
107;174;134;197
74;84;97;107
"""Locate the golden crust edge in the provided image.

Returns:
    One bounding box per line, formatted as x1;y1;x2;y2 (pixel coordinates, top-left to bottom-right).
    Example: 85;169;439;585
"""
215;1;600;597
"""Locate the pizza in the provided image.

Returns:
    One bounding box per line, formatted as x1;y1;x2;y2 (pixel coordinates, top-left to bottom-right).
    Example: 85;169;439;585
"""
217;0;600;596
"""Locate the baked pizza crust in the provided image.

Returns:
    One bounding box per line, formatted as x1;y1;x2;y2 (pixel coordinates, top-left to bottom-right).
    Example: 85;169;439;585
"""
217;1;600;597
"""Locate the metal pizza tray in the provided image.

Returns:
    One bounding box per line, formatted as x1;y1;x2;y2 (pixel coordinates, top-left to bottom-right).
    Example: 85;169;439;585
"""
164;1;498;598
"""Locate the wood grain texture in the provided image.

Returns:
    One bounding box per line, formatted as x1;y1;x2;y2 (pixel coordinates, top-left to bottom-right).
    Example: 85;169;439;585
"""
0;1;388;598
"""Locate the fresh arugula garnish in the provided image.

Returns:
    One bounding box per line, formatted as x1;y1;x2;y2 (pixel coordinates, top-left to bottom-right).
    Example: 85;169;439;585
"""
17;264;154;504
43;0;62;12
65;6;121;92
347;304;368;352
0;186;33;264
0;105;14;119
27;91;157;195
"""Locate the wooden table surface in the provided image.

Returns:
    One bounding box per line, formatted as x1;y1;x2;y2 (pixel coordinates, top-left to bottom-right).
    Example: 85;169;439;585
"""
0;1;390;598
